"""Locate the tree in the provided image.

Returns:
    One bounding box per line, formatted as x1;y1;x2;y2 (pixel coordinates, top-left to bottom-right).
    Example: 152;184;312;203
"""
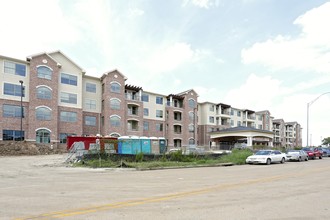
322;137;330;146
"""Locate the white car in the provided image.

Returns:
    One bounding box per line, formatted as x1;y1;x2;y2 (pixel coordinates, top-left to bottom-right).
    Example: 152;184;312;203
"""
246;150;286;165
286;150;309;162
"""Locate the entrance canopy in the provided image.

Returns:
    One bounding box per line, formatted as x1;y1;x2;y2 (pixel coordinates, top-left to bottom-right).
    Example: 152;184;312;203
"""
210;126;274;147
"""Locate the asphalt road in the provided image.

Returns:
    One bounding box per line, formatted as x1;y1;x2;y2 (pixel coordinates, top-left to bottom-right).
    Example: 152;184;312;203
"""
1;154;330;220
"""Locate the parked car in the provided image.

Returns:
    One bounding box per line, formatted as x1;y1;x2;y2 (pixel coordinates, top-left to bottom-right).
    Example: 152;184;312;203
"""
286;150;309;162
320;148;330;157
246;150;286;165
302;147;323;159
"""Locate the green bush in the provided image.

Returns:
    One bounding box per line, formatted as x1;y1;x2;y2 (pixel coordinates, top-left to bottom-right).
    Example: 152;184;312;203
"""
135;152;144;162
219;149;253;165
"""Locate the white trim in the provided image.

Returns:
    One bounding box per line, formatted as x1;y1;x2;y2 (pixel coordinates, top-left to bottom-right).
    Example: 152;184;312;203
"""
35;105;52;111
110;114;121;119
36;65;54;71
109;132;121;137
110;81;122;86
173;123;182;126
35;127;52;132
36;85;53;91
127;102;140;106
127;118;139;122
110;98;121;102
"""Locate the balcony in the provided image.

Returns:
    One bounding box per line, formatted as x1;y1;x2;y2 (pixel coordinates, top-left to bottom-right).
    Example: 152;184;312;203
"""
173;125;182;134
127;108;139;116
127;120;139;131
125;93;141;101
174;112;182;121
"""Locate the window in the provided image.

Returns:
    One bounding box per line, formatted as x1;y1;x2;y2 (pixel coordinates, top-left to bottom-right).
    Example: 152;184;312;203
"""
110;82;121;93
37;66;52;80
4;83;24;97
144;108;149;116
3;104;24;117
209;105;214;112
37;87;52;99
231;109;234;115
36;107;51;120
237;111;241;117
189;139;195;145
209;116;214;123
156;110;163;118
85;99;96;110
238;121;241;126
189;112;194;121
4;61;26;76
60;92;77;104
86;83;96;93
36;129;50;143
141;93;149;102
143;121;149;131
258;125;262;129
60;111;77;122
3;130;24;141
258;115;262;120
188;99;196;108
110;115;121;127
85;116;96;126
156;96;163;104
231;120;234;126
189;124;195;132
110;99;120;110
61;73;77;86
156;123;163;131
60;133;76;144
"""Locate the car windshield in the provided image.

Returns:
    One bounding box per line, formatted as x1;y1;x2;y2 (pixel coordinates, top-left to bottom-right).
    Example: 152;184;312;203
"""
255;150;271;155
287;150;299;153
302;148;312;151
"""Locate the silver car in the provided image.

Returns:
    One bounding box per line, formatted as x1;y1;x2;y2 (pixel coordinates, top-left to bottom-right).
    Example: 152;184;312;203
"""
286;150;309;162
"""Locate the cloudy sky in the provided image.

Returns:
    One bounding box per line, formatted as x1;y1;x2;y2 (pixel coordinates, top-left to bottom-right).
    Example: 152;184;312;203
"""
1;0;330;146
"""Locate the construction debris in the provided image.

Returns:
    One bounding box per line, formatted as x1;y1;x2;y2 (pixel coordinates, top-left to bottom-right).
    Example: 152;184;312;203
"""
0;141;66;156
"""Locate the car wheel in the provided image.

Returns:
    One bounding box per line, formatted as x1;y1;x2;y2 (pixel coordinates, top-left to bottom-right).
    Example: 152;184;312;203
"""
298;157;302;162
305;157;308;161
266;158;271;165
319;155;322;159
281;157;285;164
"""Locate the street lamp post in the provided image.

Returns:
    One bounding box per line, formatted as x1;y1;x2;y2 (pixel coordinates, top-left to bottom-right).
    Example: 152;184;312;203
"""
306;92;330;147
19;80;23;141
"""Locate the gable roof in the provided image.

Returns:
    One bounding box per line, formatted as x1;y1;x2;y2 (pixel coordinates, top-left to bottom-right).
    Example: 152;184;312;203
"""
26;50;86;73
101;69;128;81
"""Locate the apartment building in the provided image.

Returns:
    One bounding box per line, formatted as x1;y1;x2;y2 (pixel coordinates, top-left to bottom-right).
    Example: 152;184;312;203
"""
197;102;276;147
0;51;198;149
0;50;302;149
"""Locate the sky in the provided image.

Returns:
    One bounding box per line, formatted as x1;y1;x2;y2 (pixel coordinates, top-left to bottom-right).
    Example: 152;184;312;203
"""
1;0;330;146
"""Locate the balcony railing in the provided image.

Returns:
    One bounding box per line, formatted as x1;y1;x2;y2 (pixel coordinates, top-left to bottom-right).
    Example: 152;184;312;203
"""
128;109;139;116
125;94;141;101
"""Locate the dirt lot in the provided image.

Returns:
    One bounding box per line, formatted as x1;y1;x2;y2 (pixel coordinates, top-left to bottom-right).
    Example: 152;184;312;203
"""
1;154;330;220
0;141;66;156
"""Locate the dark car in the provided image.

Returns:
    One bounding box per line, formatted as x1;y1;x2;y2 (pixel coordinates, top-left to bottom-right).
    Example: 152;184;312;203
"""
302;147;323;159
321;148;330;157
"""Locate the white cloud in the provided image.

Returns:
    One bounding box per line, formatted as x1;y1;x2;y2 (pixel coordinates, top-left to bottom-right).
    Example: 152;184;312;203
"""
0;0;80;59
128;8;145;17
144;42;195;73
182;0;221;9
241;2;330;73
223;73;330;146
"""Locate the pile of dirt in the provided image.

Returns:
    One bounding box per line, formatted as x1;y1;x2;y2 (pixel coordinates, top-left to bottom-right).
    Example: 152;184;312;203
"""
0;141;67;156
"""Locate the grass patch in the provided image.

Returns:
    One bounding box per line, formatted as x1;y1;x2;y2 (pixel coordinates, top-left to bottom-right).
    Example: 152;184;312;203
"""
74;149;253;169
218;149;253;165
